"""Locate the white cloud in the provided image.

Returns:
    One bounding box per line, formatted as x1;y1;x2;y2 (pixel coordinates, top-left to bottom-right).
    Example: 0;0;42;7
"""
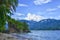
53;16;60;20
34;0;52;5
46;8;57;12
11;12;25;20
14;13;24;16
47;16;60;20
57;5;60;8
24;13;45;22
18;3;28;7
11;13;45;21
46;5;60;12
15;13;24;16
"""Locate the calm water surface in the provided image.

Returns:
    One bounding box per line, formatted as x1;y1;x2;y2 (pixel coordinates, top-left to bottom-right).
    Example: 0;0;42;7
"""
13;30;60;40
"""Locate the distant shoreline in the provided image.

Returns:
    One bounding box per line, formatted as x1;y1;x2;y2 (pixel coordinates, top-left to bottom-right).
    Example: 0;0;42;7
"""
31;29;60;30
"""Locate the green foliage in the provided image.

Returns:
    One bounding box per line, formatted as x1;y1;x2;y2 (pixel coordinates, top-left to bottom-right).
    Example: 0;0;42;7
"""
0;26;5;32
22;22;29;31
0;0;18;32
8;18;30;33
0;0;29;33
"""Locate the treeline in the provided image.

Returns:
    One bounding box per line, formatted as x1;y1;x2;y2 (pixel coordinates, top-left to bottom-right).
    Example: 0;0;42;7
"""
0;16;30;33
0;0;30;33
8;18;30;33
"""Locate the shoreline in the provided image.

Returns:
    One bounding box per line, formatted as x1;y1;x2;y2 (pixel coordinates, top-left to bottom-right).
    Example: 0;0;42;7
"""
0;33;32;40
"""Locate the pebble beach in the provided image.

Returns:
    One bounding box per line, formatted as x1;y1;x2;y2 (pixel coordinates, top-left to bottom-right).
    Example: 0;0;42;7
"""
0;33;31;40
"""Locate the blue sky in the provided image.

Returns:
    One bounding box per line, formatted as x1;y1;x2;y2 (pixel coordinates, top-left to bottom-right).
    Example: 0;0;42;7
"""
11;0;60;22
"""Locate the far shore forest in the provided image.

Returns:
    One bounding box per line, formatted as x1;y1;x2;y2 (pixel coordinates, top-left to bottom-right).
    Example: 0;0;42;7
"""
0;0;30;33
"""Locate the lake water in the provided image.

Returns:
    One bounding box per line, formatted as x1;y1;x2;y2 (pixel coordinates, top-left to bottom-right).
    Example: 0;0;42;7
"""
13;30;60;40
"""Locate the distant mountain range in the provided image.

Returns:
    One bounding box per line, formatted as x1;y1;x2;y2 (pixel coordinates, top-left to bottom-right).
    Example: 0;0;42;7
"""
19;19;60;30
